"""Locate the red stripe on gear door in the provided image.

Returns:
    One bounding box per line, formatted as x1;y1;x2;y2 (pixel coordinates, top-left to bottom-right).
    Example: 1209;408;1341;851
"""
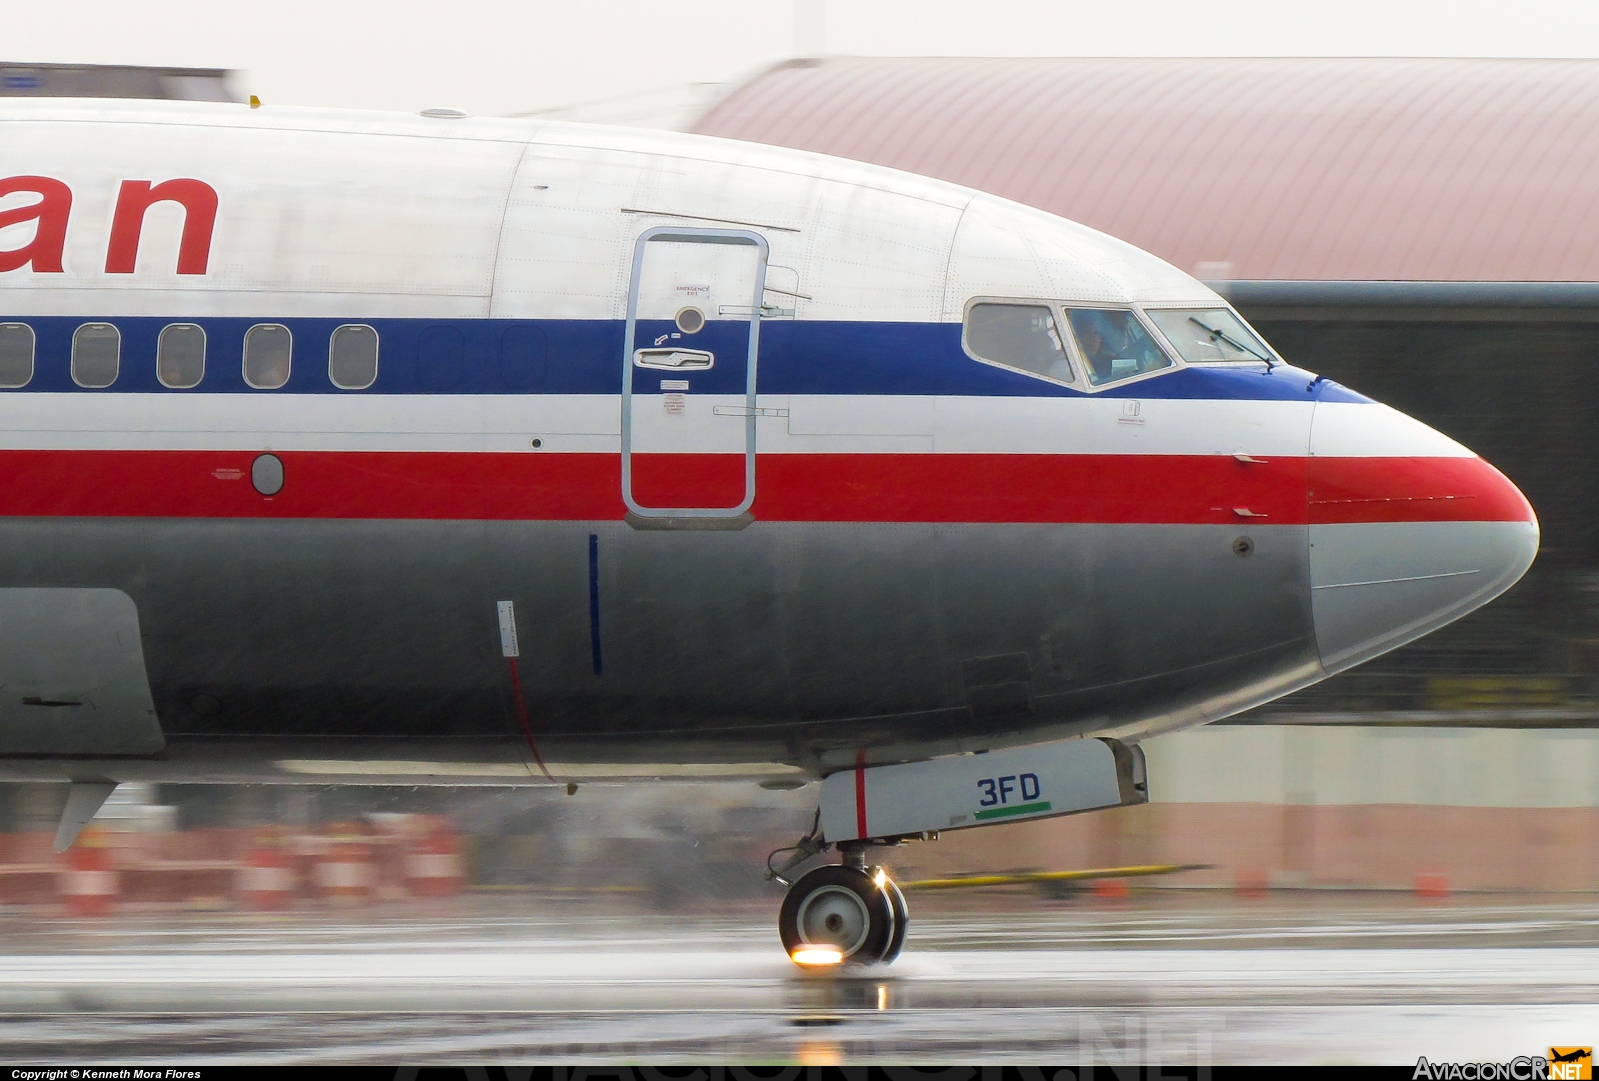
854;749;868;840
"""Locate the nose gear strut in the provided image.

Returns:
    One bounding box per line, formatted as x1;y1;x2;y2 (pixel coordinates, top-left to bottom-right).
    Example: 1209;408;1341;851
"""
765;809;826;887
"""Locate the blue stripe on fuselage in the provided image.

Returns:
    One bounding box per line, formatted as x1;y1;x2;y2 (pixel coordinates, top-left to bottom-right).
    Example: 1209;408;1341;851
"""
2;315;1361;402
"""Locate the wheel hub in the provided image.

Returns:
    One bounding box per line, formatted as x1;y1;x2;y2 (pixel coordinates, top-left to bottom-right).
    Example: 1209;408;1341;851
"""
795;883;870;955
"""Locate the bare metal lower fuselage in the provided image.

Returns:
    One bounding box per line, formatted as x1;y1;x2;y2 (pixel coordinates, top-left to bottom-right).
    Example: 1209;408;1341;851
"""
0;516;1319;785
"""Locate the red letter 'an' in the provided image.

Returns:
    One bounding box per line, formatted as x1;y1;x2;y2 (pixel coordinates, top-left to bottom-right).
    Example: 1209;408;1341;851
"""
0;176;72;273
104;179;218;275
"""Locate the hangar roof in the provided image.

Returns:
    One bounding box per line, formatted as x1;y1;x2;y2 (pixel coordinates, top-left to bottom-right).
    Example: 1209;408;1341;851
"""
693;57;1599;283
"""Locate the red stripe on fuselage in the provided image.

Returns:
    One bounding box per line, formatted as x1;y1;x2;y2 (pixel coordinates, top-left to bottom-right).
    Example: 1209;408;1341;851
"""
757;453;1310;523
1308;455;1532;525
631;452;745;510
0;449;625;520
0;450;1530;524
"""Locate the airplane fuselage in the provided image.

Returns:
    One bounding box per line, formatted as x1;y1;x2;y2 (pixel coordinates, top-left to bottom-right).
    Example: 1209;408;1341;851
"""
0;100;1537;790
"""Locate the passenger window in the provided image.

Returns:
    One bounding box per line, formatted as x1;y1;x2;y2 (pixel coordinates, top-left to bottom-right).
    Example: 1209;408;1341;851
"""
329;324;378;390
500;324;548;389
0;323;34;388
71;323;120;388
157;324;206;389
1064;308;1172;387
243;324;292;389
416;325;465;391
1145;307;1274;364
964;303;1073;383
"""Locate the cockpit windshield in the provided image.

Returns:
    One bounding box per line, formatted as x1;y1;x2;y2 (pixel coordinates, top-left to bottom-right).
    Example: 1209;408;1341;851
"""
964;303;1074;383
1063;308;1173;387
1145;308;1274;365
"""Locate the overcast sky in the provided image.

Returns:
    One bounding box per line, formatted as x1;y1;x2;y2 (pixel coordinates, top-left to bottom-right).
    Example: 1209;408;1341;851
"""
12;1;1599;119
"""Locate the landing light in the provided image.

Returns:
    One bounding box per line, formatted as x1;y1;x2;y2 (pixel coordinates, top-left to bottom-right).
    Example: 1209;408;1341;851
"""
874;868;887;889
790;947;844;966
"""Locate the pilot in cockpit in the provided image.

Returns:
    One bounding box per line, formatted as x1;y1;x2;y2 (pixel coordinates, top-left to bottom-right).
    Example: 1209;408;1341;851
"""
963;302;1170;387
1066;308;1170;386
1069;310;1118;384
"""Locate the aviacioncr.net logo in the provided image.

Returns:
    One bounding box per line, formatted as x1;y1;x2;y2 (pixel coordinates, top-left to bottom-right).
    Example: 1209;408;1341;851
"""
1413;1050;1591;1080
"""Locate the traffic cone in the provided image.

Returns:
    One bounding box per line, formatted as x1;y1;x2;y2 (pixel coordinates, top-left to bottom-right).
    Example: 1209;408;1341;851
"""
1091;877;1129;900
405;816;465;899
1416;869;1450;899
237;829;297;910
315;823;374;907
59;825;118;917
1235;868;1270;899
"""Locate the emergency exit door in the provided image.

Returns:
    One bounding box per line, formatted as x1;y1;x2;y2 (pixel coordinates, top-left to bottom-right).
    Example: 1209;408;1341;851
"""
622;227;768;519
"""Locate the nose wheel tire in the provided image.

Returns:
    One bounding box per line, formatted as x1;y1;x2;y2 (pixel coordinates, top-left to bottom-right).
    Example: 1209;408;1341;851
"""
779;864;906;965
881;872;909;964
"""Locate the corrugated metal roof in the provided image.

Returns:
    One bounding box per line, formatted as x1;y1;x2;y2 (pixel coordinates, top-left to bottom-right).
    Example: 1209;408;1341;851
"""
0;63;240;102
693;57;1599;282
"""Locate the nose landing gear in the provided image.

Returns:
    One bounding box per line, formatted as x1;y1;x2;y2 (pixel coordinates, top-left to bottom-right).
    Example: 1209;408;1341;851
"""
777;843;908;966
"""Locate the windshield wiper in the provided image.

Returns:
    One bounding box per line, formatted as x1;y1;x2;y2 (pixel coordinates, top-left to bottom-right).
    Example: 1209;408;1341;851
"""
1189;316;1273;369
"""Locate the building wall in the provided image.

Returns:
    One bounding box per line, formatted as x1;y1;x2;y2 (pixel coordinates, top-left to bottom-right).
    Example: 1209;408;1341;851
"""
895;726;1599;891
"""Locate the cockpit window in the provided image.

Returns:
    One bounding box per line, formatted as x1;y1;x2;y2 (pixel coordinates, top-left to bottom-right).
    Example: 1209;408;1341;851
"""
1064;308;1172;386
963;303;1074;384
1145;307;1273;365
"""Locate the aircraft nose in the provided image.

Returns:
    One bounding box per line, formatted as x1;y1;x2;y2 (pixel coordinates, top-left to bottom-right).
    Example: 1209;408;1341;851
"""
1308;399;1538;675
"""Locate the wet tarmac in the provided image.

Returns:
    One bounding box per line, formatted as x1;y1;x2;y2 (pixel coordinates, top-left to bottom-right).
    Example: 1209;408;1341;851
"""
1;892;1596;1064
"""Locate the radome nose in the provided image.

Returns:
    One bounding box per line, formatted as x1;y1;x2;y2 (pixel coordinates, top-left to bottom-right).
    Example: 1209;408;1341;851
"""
1308;400;1538;676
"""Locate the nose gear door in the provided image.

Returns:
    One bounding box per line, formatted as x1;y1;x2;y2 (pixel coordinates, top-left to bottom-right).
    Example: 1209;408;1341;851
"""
622;227;768;521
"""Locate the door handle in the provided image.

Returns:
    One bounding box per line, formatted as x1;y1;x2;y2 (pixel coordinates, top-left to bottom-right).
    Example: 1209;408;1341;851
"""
634;348;714;370
712;406;789;418
718;304;794;318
